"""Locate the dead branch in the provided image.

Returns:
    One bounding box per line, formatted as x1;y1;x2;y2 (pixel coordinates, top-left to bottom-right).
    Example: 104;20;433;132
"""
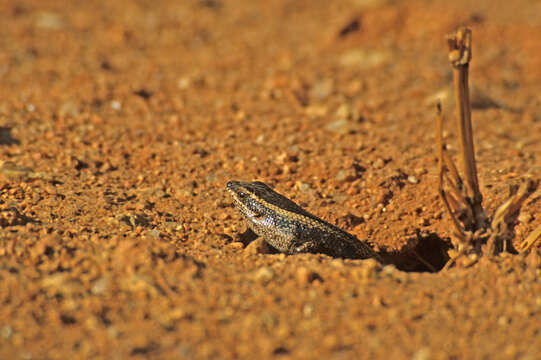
447;27;487;231
519;223;541;253
487;179;539;254
434;27;539;269
436;103;467;244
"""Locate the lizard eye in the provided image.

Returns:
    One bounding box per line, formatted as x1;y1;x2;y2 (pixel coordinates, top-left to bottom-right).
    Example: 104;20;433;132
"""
238;191;246;198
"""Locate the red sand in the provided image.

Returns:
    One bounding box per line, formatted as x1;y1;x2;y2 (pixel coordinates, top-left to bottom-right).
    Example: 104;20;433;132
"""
1;0;541;358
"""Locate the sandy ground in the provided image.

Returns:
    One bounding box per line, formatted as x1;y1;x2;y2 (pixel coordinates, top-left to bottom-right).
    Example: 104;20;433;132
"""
1;0;541;359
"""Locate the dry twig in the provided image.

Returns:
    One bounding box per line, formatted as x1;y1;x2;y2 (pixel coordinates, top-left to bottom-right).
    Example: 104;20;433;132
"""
446;28;487;231
519;223;541;253
435;27;538;267
486;179;539;254
436;103;466;244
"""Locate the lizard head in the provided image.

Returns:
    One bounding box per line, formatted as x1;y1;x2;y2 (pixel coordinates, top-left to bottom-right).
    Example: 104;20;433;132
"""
226;180;274;219
227;180;311;220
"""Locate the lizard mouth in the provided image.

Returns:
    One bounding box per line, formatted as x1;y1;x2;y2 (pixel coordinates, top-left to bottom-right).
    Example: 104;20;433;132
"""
226;180;262;219
226;180;249;201
226;180;239;190
225;181;243;200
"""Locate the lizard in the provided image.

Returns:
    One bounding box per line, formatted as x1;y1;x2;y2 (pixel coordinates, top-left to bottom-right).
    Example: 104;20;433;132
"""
226;180;381;260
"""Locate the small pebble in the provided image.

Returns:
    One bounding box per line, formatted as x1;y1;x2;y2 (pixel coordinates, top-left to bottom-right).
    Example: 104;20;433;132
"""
339;49;390;69
526;251;541;269
255;134;265;144
322;334;338;350
1;325;13;339
244;238;272;255
91;277;110;295
407;176;418;184
411;348;431;360
326;119;350;135
414;168;427;176
304;105;328;117
253;267;274;283
335;104;351;120
296;182;311;192
336;170;347;181
177;77;191;89
302;303;314;317
110;100;122;110
296;267;320;285
228;242;244;250
373;158;385;169
310;78;334;100
381;264;396;276
330;259;344;268
34;12;64;29
518;213;532;223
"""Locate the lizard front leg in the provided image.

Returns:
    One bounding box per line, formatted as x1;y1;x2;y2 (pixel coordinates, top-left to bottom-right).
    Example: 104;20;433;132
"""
293;240;323;254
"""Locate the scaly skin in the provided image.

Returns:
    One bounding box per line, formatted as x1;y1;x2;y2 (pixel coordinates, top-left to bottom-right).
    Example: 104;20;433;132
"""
226;180;381;260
